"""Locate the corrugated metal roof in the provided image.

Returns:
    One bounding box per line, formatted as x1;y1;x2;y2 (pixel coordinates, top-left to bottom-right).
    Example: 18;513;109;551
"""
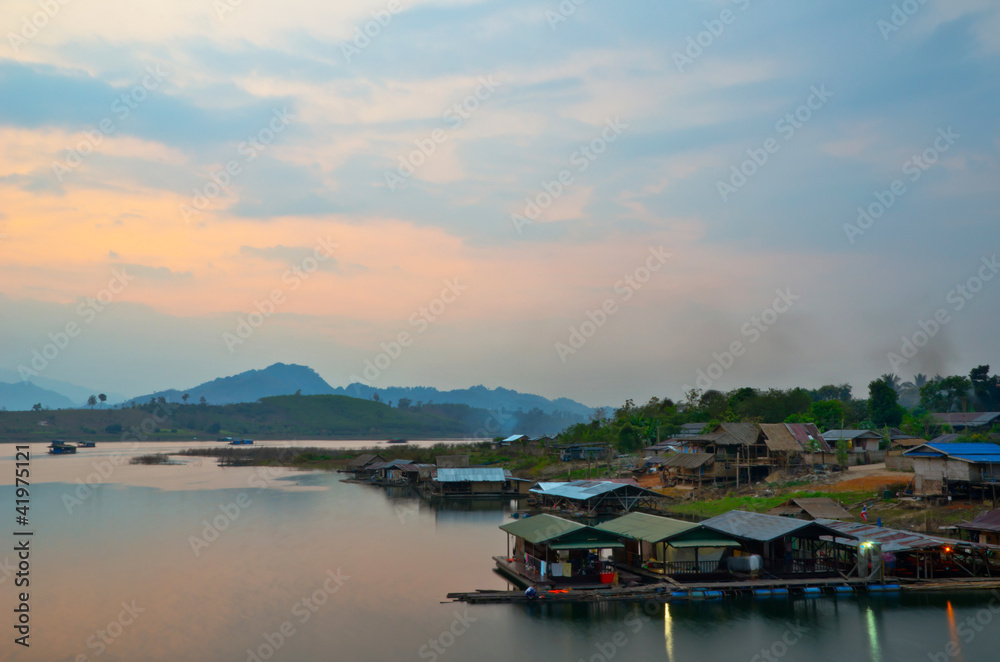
785;423;832;453
499;514;585;543
822;429;880;441
760;424;802;452
767;498;852;520
701;510;852;543
930;412;1000;426
595;512;698;543
502;434;528;442
529;480;655;500
660;452;714;469
959;509;1000;533
348;453;382;468
816;519;994;553
436;468;507;483
903;442;1000;462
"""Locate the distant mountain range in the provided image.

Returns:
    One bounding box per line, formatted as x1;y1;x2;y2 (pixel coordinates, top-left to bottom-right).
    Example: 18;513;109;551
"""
0;369;129;411
126;363;595;419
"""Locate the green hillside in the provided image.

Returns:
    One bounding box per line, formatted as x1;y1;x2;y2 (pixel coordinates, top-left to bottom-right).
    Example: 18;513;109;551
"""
0;394;474;442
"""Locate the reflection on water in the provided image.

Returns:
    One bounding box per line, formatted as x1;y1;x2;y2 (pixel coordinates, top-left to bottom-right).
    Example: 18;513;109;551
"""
3;463;1000;661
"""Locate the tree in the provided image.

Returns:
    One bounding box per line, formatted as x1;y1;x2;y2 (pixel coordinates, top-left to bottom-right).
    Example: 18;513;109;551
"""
880;373;902;393
970;365;1000;411
835;440;850;467
868;378;903;427
87;395;98;409
808;400;846;432
397;398;412;410
920;376;972;412
199;396;207;407
98;393;107;408
182;393;190;404
31;403;42;411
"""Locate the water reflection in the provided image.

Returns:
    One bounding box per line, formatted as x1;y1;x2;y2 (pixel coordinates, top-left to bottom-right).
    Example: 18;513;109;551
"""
6;466;1000;662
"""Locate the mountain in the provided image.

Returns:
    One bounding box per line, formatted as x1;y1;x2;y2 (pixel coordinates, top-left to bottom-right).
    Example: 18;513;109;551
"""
0;369;128;406
0;380;76;410
335;383;595;418
126;363;336;406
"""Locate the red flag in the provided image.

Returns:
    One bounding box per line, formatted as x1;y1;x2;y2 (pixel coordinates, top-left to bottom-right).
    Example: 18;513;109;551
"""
861;504;867;522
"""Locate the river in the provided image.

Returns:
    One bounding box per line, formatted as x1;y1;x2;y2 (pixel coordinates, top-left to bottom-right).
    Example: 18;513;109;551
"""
1;441;998;661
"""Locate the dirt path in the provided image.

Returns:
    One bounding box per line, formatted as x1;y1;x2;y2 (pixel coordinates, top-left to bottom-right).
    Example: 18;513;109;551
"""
815;462;913;493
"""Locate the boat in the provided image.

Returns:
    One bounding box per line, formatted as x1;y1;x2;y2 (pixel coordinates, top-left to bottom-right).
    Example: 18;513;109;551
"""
229;438;254;445
48;440;77;455
387;439;408;444
77;441;96;448
217;436;234;442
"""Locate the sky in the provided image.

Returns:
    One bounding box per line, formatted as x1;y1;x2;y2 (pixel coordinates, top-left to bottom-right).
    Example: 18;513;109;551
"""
1;0;998;407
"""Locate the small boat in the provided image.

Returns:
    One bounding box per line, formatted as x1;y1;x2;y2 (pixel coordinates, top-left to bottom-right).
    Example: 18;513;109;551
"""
229;438;254;445
217;436;234;442
386;438;408;444
48;440;77;455
77;441;96;448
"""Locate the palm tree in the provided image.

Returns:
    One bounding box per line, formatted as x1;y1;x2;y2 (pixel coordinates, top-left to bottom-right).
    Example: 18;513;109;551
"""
880;373;902;393
87;395;98;409
98;393;107;408
182;393;190;404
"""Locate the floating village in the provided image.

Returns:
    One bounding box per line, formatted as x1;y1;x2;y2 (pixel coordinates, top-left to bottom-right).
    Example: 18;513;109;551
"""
343;416;1000;605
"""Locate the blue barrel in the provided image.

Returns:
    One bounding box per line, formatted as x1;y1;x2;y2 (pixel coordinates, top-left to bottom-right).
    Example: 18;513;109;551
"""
753;589;772;597
803;587;821;595
869;584;885;592
704;590;723;600
883;584;901;591
834;586;853;594
772;588;789;596
671;591;688;600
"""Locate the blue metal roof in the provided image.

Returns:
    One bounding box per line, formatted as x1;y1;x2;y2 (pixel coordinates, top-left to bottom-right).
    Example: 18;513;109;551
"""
530;480;642;500
436;468;508;482
903;442;1000;462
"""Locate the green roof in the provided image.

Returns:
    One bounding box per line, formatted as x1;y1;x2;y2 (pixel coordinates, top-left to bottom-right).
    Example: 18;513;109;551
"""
596;512;741;548
499;514;623;549
499;514;586;544
595;512;698;543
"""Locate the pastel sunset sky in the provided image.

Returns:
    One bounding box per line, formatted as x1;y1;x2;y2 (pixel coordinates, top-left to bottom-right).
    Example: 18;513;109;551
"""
2;0;998;406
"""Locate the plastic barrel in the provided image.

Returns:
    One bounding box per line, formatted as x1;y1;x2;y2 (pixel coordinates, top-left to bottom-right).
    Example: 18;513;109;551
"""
753;589;772;597
803;587;821;595
834;586;853;594
704;590;723;600
772;588;789;596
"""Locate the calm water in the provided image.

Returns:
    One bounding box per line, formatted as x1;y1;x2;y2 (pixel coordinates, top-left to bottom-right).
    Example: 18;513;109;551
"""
2;443;1000;661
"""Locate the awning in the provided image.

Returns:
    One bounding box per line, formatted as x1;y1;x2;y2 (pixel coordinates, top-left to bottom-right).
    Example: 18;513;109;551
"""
550;540;625;550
